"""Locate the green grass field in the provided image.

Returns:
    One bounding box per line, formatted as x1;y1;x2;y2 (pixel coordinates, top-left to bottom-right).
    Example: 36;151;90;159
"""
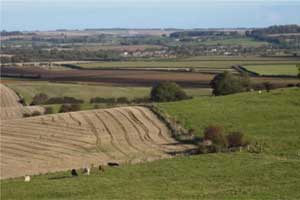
4;81;212;105
243;64;299;76
199;38;269;47
1;88;299;199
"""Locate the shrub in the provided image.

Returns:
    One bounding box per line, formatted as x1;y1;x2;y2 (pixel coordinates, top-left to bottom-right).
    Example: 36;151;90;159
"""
44;106;54;114
210;71;251;96
59;104;81;113
31;93;48;105
31;111;42;116
263;82;274;92
203;125;227;147
132;97;150;103
150;82;188;102
90;97;116;104
227;132;247;148
116;97;129;104
46;96;83;104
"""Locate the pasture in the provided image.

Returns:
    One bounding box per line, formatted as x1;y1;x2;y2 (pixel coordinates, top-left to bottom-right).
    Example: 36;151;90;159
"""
1;88;299;199
243;64;299;76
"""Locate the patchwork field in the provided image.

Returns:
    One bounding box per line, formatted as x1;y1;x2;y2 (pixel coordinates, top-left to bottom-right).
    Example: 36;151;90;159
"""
199;38;269;47
0;84;45;120
243;64;299;76
0;106;195;179
1;88;299;199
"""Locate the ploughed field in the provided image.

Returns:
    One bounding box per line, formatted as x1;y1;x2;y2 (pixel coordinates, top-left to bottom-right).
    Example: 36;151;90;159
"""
0;106;195;179
0;84;45;120
1;67;214;87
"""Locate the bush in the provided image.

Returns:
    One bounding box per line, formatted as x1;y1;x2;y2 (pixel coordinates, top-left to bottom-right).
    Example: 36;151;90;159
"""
44;106;54;114
263;82;274;92
210;71;251;96
23;113;31;118
132;97;150;103
150;82;189;102
116;97;129;104
31;93;48;105
203;125;227;147
59;104;81;113
227;132;247;148
90;97;116;104
46;96;84;104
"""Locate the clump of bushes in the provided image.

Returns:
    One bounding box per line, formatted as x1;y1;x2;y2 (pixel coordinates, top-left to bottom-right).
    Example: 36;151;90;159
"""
199;125;248;154
30;93;49;105
46;96;83;104
59;104;81;113
31;94;84;105
210;71;251;96
150;82;189;102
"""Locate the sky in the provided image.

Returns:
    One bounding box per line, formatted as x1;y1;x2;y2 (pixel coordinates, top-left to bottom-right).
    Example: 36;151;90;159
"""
1;0;300;31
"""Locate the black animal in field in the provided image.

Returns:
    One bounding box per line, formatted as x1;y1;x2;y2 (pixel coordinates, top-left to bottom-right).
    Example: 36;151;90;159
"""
71;169;78;177
107;162;119;167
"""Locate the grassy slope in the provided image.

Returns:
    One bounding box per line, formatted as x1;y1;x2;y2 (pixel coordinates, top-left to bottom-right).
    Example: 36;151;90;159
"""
5;81;212;105
1;88;300;199
244;64;299;76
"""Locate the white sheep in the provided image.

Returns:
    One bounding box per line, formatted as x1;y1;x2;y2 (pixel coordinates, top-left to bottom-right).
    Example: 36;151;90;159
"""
24;175;31;182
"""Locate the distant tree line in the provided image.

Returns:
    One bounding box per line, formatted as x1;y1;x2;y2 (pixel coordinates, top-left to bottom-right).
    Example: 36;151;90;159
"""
169;31;240;38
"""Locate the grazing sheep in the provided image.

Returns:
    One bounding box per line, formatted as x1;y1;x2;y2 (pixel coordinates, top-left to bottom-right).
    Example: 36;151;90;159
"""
24;175;30;182
99;165;105;172
258;90;262;94
71;169;78;177
83;167;90;176
108;162;119;167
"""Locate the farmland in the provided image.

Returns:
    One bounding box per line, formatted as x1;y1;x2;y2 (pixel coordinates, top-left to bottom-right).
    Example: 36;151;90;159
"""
76;59;300;69
0;83;45;120
1;88;299;199
243;64;299;76
199;37;269;47
3;80;212;105
0;106;195;179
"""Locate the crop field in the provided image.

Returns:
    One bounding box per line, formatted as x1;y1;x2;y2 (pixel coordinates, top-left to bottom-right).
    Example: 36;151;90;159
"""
0;106;195;179
0;83;45;120
1;88;299;199
4;80;212;104
1;67;215;87
243;64;299;76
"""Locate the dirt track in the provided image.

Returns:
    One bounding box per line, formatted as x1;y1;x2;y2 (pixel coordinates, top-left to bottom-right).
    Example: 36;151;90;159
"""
0;106;196;179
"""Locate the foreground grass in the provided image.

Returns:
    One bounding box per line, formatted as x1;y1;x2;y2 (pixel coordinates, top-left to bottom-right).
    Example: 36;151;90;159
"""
1;88;299;199
5;81;212;105
1;153;299;200
243;64;299;76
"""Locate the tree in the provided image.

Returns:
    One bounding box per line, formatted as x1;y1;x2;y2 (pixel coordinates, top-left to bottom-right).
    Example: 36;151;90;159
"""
150;82;188;102
31;93;48;105
210;71;251;96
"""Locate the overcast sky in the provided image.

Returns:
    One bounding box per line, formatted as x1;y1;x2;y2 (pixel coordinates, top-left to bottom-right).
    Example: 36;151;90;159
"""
1;0;300;31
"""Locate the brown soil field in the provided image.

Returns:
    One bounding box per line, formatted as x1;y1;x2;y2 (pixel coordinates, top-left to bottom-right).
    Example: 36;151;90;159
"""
1;67;214;87
0;83;45;120
0;106;196;179
1;66;299;88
